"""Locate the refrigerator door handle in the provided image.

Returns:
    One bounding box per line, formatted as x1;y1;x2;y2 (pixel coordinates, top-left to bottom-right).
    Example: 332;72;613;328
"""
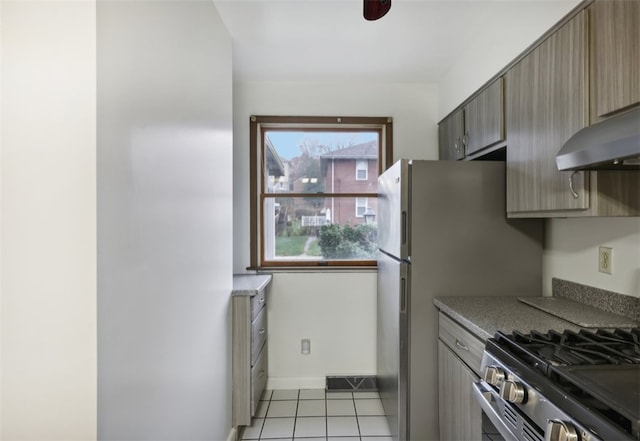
400;277;407;313
401;211;407;246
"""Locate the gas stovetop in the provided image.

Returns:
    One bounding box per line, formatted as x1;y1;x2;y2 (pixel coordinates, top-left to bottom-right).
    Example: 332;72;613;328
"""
486;327;640;440
496;328;640;372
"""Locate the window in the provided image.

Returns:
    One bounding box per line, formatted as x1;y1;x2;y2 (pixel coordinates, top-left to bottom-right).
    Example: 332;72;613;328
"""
355;197;368;217
356;160;368;181
250;115;393;268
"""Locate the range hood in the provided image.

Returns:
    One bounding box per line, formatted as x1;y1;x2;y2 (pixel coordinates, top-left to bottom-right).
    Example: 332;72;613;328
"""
555;107;640;171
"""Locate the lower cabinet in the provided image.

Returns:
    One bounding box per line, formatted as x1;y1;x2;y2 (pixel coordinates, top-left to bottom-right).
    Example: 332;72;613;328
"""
232;284;269;428
438;313;483;441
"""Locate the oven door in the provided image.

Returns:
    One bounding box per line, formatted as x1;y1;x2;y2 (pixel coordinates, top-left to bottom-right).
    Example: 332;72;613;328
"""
473;381;519;441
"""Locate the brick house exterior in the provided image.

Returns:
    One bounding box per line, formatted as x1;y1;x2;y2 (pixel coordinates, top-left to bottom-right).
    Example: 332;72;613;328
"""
320;140;378;225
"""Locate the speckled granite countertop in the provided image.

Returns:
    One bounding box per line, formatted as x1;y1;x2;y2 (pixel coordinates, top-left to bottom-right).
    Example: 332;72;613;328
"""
232;274;272;297
518;296;638;328
433;296;586;341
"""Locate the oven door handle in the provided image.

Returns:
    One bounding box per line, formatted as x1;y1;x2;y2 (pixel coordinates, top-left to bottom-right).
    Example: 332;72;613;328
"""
472;381;519;441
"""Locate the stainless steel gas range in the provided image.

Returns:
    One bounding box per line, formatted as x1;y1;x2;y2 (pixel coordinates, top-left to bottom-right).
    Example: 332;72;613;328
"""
473;328;640;441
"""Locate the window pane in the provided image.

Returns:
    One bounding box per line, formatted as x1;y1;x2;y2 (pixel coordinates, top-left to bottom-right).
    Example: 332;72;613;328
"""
355;197;368;217
264;131;379;194
356;159;368;181
263;196;378;262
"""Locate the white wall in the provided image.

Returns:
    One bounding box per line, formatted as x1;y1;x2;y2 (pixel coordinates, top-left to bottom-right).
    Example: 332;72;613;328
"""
1;2;235;440
233;81;437;387
544;218;640;297
1;1;97;439
96;1;234;439
438;0;640;300
438;0;580;118
267;272;377;389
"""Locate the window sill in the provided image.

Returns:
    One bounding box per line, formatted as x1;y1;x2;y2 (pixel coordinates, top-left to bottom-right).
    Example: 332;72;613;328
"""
247;265;378;273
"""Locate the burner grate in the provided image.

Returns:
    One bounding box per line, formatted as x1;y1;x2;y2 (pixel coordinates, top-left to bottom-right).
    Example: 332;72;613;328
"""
508;328;640;367
490;327;640;441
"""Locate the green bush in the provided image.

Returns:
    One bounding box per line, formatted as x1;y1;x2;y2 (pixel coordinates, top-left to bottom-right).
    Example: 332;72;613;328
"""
318;223;377;259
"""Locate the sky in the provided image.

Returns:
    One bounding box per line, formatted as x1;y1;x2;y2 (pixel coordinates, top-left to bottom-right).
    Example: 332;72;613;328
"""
266;130;378;160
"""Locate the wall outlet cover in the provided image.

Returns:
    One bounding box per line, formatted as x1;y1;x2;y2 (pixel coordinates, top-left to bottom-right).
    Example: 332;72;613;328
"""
598;246;613;275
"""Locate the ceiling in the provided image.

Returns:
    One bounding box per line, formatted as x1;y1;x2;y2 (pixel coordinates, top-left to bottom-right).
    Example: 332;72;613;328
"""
213;0;573;84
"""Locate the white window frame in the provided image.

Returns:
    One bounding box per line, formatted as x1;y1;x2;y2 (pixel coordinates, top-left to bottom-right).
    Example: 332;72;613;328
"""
356;159;368;181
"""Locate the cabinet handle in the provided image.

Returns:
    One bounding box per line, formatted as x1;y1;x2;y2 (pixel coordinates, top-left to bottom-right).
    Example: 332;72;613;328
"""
258;328;265;335
455;339;470;351
569;171;579;199
259;296;265;303
259;370;265;378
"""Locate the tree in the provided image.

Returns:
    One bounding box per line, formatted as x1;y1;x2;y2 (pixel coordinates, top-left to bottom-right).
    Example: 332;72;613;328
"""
317;223;377;259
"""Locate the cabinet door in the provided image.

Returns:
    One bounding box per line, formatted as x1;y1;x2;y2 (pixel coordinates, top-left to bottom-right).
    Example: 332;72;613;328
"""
464;78;504;156
438;340;482;441
438;111;464;160
506;12;589;215
590;0;640;121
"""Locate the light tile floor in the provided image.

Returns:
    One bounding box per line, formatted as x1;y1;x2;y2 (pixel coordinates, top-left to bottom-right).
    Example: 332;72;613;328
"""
240;389;392;441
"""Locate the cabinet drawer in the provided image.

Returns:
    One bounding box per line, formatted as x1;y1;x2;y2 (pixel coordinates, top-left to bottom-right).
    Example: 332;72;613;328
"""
251;344;268;416
251;289;267;321
439;313;484;376
251;306;268;366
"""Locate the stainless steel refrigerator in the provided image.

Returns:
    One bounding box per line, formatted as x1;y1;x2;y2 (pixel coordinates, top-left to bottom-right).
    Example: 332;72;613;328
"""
376;160;543;441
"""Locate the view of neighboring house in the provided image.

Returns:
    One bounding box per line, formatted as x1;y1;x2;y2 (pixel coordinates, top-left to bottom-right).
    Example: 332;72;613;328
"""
262;135;379;260
320;140;378;225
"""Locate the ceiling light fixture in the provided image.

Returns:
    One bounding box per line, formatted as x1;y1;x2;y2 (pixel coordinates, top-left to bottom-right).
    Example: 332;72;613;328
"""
363;0;391;21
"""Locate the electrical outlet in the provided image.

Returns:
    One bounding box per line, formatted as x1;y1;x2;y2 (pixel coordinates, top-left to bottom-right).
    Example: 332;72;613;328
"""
598;246;613;275
301;338;311;355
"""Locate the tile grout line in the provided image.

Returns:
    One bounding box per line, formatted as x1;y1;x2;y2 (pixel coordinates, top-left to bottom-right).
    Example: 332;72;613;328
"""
324;390;328;441
256;391;270;441
353;393;362;440
252;390;388;441
291;389;300;440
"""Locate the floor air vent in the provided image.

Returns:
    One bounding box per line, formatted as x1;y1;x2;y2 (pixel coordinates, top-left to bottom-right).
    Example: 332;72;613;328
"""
326;376;377;391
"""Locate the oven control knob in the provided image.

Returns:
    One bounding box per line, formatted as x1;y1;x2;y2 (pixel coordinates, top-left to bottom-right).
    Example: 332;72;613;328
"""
545;419;579;441
483;366;506;386
500;380;527;404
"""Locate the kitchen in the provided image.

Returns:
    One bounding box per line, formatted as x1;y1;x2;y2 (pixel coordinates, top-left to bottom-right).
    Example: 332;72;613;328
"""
1;1;639;441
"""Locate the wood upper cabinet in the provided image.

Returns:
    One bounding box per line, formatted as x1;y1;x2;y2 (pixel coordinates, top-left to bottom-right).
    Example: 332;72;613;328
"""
506;12;590;215
464;78;504;156
439;79;504;160
438;110;464;161
590;0;640;122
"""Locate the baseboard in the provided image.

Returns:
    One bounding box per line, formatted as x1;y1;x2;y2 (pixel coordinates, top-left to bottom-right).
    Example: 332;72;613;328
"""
266;377;326;390
226;427;237;441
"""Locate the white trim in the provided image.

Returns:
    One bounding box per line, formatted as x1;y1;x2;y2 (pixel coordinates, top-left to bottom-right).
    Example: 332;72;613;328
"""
226;427;237;441
267;376;326;390
355;159;368;181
